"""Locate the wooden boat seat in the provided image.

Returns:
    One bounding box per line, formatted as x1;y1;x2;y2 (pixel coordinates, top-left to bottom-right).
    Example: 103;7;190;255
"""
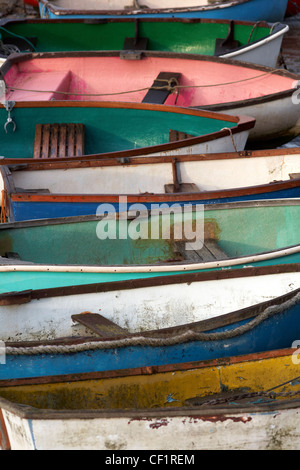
174;221;228;262
289;173;300;179
120;19;148;59
142;72;181;105
33;123;85;159
15;188;50;193
175;239;229;262
71;313;128;338
164;183;200;193
0;253;35;265
214;20;241;55
8;71;71;101
169;129;195;142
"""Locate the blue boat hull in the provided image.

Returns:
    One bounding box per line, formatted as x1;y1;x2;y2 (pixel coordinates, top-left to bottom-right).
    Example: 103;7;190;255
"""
2;290;299;380
10;186;300;222
39;0;288;22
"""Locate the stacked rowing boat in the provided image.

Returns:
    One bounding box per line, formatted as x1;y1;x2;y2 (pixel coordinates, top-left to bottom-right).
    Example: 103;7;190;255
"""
0;0;300;450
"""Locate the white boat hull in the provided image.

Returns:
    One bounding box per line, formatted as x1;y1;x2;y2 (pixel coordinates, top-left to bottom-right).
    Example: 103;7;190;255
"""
1;269;300;342
2;400;300;450
210;95;300;145
222;27;288;68
9;149;300;195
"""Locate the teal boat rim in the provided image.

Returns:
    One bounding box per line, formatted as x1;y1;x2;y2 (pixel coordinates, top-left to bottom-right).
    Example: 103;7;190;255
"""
0;263;299;304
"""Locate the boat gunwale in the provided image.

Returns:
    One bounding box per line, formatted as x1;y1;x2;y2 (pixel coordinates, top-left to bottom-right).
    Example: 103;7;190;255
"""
2;48;297;82
0;243;298;275
6;179;300;206
0;16;285;29
2;146;300;168
38;0;253;17
1;197;299;229
0;262;299;304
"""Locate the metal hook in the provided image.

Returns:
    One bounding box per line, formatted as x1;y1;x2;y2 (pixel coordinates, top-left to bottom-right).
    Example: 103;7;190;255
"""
3;101;16;133
4;117;16;133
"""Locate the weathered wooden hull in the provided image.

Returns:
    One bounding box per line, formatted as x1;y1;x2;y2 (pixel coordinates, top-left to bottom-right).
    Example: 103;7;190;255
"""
0;347;300;450
1;263;300;342
3;148;300;222
38;0;289;23
0;18;289;67
0;200;299;294
2;51;298;146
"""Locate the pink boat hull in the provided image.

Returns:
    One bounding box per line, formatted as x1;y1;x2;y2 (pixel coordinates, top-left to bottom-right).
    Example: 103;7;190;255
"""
2;52;300;146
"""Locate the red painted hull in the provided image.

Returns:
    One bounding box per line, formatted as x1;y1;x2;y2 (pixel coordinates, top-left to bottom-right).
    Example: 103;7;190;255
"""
286;0;300;15
24;0;39;7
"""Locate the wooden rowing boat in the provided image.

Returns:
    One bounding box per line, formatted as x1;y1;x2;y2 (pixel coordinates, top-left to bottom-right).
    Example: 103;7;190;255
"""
37;0;289;23
0;199;299;294
0;101;254;161
0;347;299;449
2;147;300;222
2;51;299;147
2;284;300;381
0;17;289;67
2;286;300;383
0;264;299;343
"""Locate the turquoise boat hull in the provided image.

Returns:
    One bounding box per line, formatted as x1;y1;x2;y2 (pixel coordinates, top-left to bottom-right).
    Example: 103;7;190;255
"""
0;200;299;293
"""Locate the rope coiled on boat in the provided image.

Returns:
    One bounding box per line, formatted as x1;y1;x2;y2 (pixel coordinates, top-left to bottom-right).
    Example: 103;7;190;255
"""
5;290;300;356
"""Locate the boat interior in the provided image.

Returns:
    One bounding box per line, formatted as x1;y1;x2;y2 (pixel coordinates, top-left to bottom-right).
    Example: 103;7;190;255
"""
1;54;295;107
0;202;298;266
